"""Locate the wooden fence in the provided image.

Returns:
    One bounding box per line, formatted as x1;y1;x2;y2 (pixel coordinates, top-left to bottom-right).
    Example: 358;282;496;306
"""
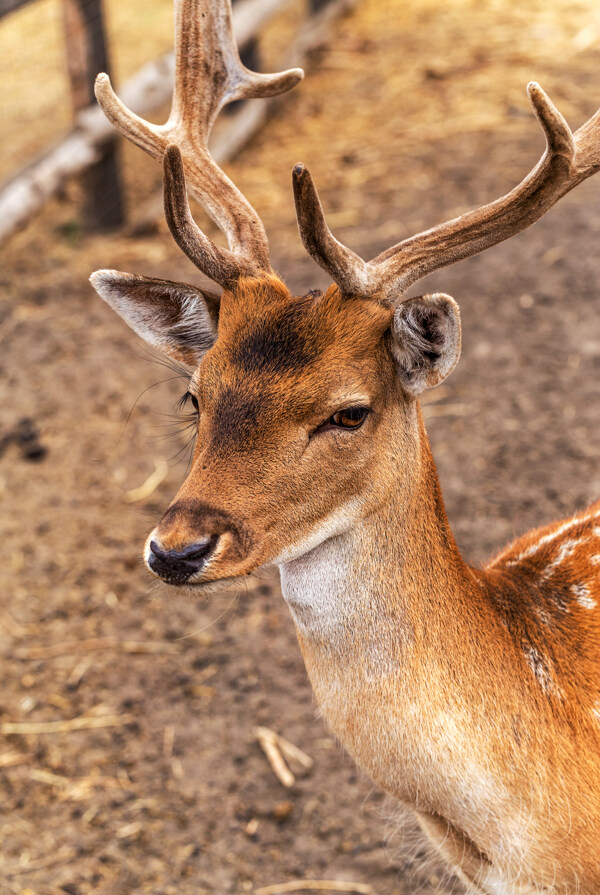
0;0;354;243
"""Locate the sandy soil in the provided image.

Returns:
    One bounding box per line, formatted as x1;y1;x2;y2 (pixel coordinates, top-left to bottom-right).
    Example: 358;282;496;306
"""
1;0;599;893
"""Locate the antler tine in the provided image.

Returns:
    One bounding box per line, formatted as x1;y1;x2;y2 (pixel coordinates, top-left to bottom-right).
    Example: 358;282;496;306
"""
294;83;600;305
168;0;302;141
163;145;255;290
292;164;372;296
95;0;303;285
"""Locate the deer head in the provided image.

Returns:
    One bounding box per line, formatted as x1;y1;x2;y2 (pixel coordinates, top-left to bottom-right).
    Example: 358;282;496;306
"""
90;0;600;592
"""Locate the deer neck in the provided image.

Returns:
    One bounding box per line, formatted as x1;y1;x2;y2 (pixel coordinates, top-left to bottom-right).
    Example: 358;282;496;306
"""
278;405;522;845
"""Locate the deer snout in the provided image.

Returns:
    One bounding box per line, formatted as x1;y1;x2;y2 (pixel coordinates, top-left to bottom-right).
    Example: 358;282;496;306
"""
147;536;217;585
145;499;254;585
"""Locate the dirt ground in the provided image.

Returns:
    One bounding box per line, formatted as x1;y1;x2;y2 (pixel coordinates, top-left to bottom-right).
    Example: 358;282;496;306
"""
1;0;600;893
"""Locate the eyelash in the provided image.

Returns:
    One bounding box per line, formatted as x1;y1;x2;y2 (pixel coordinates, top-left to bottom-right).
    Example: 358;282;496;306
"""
176;390;199;414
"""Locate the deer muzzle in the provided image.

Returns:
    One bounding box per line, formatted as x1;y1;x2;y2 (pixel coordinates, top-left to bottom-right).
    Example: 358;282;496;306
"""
144;497;256;586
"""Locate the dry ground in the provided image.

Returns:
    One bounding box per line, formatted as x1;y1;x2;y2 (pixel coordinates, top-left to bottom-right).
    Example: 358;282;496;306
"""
1;0;599;893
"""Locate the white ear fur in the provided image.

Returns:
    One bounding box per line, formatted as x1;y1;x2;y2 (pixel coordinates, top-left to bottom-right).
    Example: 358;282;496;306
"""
390;293;461;395
90;270;219;366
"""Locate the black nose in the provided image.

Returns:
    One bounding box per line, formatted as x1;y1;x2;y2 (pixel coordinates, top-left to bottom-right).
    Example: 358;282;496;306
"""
148;537;217;585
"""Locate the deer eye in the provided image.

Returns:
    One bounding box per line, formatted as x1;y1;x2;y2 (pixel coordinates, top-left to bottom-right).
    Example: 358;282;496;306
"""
177;391;199;414
326;406;370;430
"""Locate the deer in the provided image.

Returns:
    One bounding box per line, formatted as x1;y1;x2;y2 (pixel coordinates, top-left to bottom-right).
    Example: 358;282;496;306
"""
89;0;600;891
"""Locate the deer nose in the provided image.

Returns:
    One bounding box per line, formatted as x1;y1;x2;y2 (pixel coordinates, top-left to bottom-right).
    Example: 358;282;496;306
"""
147;537;217;585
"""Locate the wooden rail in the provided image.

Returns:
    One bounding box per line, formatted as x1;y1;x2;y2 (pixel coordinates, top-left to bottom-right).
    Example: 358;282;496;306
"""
0;0;354;242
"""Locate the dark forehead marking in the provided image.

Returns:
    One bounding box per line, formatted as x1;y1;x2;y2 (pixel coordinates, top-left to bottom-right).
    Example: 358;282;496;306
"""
228;293;322;375
211;385;264;448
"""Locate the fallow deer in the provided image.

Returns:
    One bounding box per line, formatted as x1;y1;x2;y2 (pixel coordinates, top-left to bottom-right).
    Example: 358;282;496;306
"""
89;1;600;891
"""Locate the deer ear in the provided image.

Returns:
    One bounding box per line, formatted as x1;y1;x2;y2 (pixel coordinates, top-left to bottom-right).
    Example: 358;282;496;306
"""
90;270;219;366
390;293;461;395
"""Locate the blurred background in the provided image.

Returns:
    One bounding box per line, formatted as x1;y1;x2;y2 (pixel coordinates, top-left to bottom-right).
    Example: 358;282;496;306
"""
1;0;599;892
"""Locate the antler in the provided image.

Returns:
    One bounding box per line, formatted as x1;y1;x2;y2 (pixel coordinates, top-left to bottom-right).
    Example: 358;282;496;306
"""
95;0;303;288
293;83;600;304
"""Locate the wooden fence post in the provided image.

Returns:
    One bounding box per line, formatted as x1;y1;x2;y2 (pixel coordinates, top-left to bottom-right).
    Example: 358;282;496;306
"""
62;0;124;230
